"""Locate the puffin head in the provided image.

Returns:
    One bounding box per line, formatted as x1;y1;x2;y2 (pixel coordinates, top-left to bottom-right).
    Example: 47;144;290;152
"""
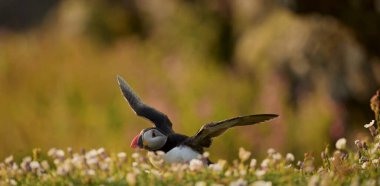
130;128;168;151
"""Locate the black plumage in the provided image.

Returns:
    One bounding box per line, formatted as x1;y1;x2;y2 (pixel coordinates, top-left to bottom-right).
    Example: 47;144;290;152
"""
117;76;174;135
117;75;278;157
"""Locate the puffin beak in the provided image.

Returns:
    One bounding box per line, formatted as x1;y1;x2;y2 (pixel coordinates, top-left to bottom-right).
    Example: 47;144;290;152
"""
131;131;147;148
130;134;142;148
131;130;146;149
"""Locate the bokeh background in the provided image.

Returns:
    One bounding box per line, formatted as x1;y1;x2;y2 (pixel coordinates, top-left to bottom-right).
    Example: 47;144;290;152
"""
0;0;379;161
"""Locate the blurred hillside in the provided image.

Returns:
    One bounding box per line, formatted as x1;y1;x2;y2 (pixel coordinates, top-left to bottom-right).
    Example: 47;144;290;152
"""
0;0;379;161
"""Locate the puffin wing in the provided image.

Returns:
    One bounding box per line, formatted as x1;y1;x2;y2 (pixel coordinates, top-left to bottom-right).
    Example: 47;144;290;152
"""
188;114;278;148
117;75;174;135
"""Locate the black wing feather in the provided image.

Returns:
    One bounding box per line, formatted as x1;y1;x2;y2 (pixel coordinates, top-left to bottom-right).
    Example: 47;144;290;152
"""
188;114;278;149
117;75;174;135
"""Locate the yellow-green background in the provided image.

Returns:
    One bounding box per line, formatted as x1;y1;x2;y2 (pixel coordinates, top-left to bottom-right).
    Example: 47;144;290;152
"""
0;0;379;161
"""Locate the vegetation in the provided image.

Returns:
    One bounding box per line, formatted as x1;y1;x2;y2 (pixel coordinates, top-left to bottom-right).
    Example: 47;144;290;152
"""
0;1;379;185
0;92;379;185
0;124;378;185
2;1;378;161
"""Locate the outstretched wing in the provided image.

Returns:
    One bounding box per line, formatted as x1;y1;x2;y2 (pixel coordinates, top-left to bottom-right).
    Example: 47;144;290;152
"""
187;114;278;148
117;75;174;135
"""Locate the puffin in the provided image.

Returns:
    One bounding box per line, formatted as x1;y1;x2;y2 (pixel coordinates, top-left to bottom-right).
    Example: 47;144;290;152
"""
117;75;278;164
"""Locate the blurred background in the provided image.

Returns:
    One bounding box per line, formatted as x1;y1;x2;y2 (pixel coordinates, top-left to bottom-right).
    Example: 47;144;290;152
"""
0;0;379;161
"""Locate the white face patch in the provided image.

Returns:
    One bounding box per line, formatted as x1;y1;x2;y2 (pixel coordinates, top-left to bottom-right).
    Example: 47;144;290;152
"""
164;146;202;163
142;129;167;150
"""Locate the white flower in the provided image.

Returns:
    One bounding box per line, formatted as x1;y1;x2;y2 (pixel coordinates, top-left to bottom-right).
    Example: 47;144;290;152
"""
375;142;380;150
23;156;32;163
132;162;138;167
261;159;270;168
209;163;223;172
56;149;65;158
285;164;292;169
308;175;319;186
48;148;57;157
11;163;18;170
362;162;368;169
105;157;112;163
72;155;83;167
216;160;226;169
86;150;97;159
252;180;272;186
211;184;224;186
267;148;275;155
354;140;360;145
335;138;347;150
126;173;136;185
286;153;295;162
239;169;247;176
140;163;151;169
117;152;127;159
86;157;99;166
372;159;379;164
5;156;13;164
9;179;17;186
132;152;140;159
62;159;72;172
230;178;247;186
195;181;207;186
225;170;231;176
41;160;50;170
54;159;61;165
189;159;204;171
30;161;40;170
239;148;251;162
56;166;67;176
255;170;266;177
97;148;105;155
273;153;282;160
146;151;155;158
202;152;210;158
86;169;96;176
250;159;257;169
364;120;375;128
99;162;109;170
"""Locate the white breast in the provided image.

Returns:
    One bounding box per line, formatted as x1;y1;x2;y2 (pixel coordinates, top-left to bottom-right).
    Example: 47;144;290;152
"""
164;146;202;163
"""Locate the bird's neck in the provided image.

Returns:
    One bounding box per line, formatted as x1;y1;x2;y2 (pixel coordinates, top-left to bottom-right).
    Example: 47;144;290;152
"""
158;133;188;153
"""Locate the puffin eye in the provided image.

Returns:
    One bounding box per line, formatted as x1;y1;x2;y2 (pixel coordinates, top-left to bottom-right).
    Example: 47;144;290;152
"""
152;131;156;138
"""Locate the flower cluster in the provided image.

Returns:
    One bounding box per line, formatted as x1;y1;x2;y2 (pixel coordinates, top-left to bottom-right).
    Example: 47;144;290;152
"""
0;146;295;185
0;130;379;186
0;147;130;185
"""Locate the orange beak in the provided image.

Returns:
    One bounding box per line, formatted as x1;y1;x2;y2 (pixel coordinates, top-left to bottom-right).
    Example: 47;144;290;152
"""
130;133;141;148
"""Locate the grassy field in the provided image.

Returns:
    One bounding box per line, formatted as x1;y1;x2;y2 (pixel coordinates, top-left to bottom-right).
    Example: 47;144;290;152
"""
2;91;379;185
1;118;379;185
0;22;379;186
